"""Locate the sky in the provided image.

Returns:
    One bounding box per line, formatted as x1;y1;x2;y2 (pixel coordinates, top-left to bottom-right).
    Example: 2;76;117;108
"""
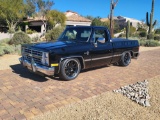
52;0;160;26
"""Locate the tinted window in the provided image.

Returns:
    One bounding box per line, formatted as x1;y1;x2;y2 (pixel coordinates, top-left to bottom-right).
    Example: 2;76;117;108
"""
94;29;108;42
59;27;92;42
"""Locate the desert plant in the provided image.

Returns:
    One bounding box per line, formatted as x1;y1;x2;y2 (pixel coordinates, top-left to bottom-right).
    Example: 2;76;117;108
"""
155;29;160;34
154;35;160;41
0;38;10;44
0;43;16;55
9;32;31;45
0;47;5;56
139;31;147;37
130;26;136;35
45;27;64;41
2;44;15;54
126;21;130;39
139;39;160;47
32;36;40;43
146;0;157;39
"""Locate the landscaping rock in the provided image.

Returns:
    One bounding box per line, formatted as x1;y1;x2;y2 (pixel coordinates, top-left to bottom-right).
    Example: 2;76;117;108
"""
113;80;151;107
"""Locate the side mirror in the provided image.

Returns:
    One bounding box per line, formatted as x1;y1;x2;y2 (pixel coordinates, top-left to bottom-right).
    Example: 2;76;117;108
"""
97;37;105;43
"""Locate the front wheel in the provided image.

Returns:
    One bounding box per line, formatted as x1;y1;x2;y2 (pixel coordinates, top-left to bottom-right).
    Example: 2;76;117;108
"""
118;52;131;66
59;58;81;80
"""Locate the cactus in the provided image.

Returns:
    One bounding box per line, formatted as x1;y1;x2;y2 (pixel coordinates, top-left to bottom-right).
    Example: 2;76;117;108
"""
110;0;119;38
146;0;157;39
126;21;130;39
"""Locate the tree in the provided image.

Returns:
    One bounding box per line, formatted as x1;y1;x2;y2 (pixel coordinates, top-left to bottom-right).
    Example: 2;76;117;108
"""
91;17;110;28
24;0;36;17
85;15;94;21
146;0;157;39
46;10;66;29
0;0;26;33
34;0;54;34
110;0;119;38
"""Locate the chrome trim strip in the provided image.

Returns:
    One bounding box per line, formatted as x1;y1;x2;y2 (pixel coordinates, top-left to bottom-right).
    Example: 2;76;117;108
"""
84;59;92;62
134;52;139;54
84;54;122;62
92;56;112;61
84;54;122;61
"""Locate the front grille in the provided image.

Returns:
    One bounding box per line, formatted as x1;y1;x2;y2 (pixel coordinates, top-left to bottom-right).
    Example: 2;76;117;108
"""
24;48;43;65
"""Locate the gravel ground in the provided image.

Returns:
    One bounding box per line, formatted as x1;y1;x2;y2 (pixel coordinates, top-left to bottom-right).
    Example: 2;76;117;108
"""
32;76;160;120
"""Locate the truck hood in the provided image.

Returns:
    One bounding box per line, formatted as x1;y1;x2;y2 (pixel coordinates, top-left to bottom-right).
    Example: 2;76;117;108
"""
31;41;82;50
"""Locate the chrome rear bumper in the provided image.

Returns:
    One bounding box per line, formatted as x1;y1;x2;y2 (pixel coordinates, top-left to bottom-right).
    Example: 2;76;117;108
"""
19;57;54;76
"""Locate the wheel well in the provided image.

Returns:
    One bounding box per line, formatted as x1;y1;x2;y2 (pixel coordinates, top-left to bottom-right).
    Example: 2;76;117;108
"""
130;51;134;57
76;57;85;69
59;57;85;70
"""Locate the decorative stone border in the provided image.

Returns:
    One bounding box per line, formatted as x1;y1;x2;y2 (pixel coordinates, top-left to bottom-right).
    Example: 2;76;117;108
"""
113;80;151;107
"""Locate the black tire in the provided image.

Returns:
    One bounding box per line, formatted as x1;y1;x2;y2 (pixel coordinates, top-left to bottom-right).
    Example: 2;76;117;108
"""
59;58;81;80
119;52;131;66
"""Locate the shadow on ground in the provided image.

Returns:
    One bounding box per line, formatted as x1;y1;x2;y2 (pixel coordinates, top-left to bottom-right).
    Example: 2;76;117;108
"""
10;64;114;82
10;64;49;82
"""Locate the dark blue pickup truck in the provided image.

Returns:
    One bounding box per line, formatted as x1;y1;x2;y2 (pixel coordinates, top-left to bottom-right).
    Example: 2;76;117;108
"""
19;26;139;80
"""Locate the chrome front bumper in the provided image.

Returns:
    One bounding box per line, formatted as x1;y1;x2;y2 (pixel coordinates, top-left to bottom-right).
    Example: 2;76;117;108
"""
19;57;54;76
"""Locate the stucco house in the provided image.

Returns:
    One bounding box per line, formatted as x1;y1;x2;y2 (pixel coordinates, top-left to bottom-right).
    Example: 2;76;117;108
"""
101;16;142;29
24;16;47;34
64;10;91;27
24;10;91;34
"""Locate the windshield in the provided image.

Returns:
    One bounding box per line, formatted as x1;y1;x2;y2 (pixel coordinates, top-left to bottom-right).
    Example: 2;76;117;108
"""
58;27;92;42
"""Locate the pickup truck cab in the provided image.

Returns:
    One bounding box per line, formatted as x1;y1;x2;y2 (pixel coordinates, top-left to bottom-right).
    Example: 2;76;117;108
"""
19;26;139;80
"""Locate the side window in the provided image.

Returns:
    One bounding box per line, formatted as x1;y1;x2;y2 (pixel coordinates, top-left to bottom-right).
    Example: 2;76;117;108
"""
94;29;108;43
65;30;77;40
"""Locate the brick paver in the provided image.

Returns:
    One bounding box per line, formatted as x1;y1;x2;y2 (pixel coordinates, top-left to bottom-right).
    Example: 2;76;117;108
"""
0;49;160;119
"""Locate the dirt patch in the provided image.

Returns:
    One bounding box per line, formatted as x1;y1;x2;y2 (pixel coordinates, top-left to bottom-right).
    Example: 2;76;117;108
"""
32;76;160;120
140;46;160;52
0;54;20;70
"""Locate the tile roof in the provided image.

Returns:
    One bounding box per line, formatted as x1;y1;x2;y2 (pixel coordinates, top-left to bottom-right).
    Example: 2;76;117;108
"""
66;14;91;22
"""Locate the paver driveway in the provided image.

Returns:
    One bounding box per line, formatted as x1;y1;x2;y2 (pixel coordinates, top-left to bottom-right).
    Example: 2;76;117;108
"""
0;48;160;120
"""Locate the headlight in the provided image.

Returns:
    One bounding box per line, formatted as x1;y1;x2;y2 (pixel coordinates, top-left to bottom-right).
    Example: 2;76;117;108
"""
42;52;49;66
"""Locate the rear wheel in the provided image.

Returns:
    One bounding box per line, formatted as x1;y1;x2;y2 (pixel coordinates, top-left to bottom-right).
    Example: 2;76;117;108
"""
119;52;131;66
59;58;81;80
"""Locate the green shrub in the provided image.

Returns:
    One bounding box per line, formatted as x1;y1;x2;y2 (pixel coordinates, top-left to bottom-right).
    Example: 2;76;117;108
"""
0;47;5;56
9;32;31;45
0;38;11;44
138;40;146;46
155;29;160;34
139;40;160;47
139;31;147;37
26;29;37;34
147;33;154;39
0;43;16;55
154;35;160;41
45;27;64;41
130;26;136;35
3;44;15;54
137;27;147;32
32;36;40;43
